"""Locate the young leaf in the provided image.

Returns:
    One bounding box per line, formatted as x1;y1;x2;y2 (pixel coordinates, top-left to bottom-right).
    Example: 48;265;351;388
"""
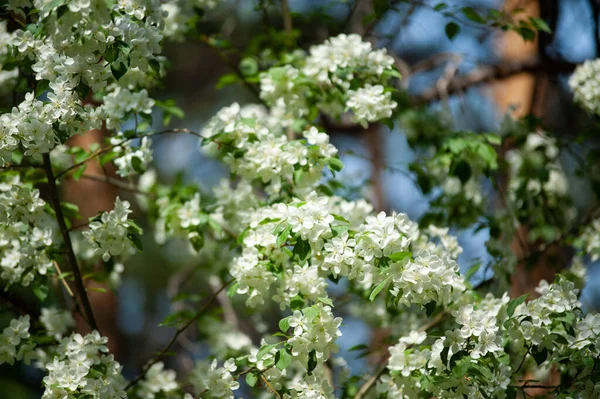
275;348;292;370
369;275;392;301
256;343;278;362
507;293;528;317
389;251;411;262
245;371;259;387
461;6;486;24
445;22;460;40
279;316;291;332
307;349;317;374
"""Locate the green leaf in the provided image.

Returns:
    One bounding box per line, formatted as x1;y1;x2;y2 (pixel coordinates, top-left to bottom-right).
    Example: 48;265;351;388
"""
529;17;551;33
257;343;278;362
307;349;317;374
127;233;143;251
531;346;548;365
129;156;143;174
100;151;119;166
348;344;369;352
517;26;536;41
36;80;50;97
328;158;344;173
227;282;239;298
42;0;66;13
331;214;350;224
461;7;486;24
389;251;411;262
485;134;502;145
445;22;460;40
239;57;259;76
424;301;436;317
72;165;87;181
477;143;498;169
293;239;311;264
318;297;334;307
276;224;292;247
87;287;107;293
216;73;240;89
33;284;49;302
111;61;128;81
507;293;528;317
279;316;290;332
189;232;204;252
465;262;481;280
450;159;472;184
275;348;292;370
369;275;392;301
245;371;259;387
290;296;305;310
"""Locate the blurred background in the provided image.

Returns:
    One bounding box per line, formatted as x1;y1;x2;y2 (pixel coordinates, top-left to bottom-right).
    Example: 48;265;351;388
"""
3;0;600;397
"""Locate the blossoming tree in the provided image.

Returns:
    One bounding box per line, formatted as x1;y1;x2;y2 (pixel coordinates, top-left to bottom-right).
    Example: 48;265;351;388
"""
1;1;599;399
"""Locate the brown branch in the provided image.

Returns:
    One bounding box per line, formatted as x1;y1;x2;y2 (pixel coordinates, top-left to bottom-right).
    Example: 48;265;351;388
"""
78;174;151;196
56;128;203;180
280;0;293;44
0;290;40;317
125;279;233;390
412;59;576;105
353;312;447;399
42;153;99;332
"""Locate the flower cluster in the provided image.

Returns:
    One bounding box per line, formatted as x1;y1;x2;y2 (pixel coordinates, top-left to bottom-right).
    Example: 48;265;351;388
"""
0;90;100;164
0;315;33;366
111;134;154;177
346;84;397;127
103;87;155;130
258;33;398;126
189;359;239;399
83;197;139;261
203;104;338;196
506;133;569;205
569;57;600;115
42;331;126;399
576;217;600;261
40;307;75;340
137;362;179;399
285;303;342;368
161;0;223;41
2;0;165;166
0;175;55;286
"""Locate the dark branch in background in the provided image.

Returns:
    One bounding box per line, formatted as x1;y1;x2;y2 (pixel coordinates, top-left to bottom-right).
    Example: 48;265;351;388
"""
352;312;448;399
198;35;265;104
0;290;40;317
412;59;576;105
42;153;99;332
280;0;293;45
590;0;600;57
125;279;233;390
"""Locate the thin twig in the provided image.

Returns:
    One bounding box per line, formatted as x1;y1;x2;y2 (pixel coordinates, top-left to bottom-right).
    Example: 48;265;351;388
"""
412;59;576;105
79;174;151;196
56;128;203;180
353;312;447;399
280;0;293;45
53;261;75;298
261;374;281;399
125;279;234;390
43;153;99;332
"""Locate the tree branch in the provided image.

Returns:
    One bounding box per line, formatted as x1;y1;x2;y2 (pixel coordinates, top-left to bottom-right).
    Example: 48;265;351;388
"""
412;59;576;105
353;311;447;399
42;153;99;332
125;279;233;390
